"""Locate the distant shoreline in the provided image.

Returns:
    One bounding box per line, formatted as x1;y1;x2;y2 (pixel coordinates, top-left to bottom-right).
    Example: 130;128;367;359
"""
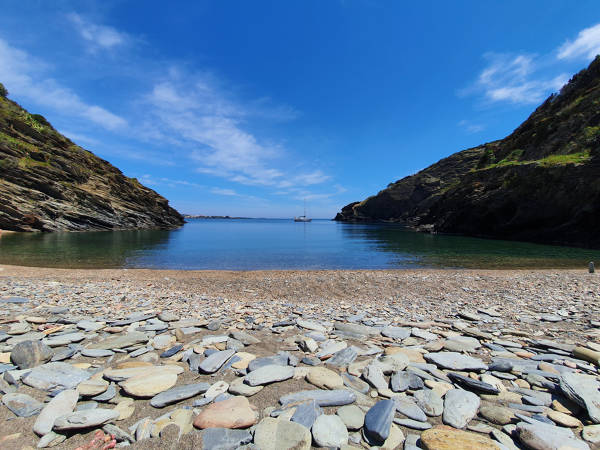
183;215;249;220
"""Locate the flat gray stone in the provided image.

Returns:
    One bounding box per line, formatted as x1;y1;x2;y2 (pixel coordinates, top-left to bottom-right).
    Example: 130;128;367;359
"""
10;340;53;369
81;349;114;358
254;417;311;450
336;404;364;431
92;383;117;402
199;349;235;374
201;428;252;449
291;399;322;429
230;330;260;345
363;364;388;390
393;417;432;430
442;389;480;428
363;399;395;445
342;372;370;394
248;352;289;371
334;322;380;337
414;389;444;417
0;296;29;303
326;346;358;367
516;421;590;450
560;373;600;423
53;408;120;430
424;351;487;371
34;389;79;435
23;362;91;391
2;392;43;417
280;389;356;407
87;331;148;350
448;372;500;394
394;396;427;422
381;326;411;340
391;371;423;392
150;382;210;407
244;364;294;386
312;414;348;448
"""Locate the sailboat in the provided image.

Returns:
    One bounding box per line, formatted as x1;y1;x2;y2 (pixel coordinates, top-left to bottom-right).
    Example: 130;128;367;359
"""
294;199;312;222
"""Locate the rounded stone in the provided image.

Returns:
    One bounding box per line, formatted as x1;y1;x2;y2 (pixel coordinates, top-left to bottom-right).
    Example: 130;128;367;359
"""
253;417;311;450
312;414;349;448
193;396;258;429
120;371;178;398
307;366;344;390
78;378;109;397
336;404;365;430
10;340;53;369
34;389;79;436
420;425;502;450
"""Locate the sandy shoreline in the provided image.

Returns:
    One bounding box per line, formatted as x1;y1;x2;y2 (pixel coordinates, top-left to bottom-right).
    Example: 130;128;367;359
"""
1;264;597;339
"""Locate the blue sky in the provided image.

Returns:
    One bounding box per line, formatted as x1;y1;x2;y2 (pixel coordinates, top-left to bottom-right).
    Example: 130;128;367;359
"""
1;1;599;218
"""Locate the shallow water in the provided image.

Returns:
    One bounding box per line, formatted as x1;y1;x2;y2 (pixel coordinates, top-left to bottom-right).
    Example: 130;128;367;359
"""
0;218;598;270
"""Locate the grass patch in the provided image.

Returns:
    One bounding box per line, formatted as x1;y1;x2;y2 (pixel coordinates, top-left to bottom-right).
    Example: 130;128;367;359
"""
17;156;50;170
0;131;38;153
477;150;591;171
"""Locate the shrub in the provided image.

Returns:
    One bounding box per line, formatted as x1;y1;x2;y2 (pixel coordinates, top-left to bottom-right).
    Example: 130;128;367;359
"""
0;82;7;97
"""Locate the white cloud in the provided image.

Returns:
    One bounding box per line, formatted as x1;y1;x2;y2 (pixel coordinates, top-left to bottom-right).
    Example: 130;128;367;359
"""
458;120;484;134
210;187;239;196
469;53;569;105
68;13;129;50
0;39;127;130
558;23;600;61
143;74;330;191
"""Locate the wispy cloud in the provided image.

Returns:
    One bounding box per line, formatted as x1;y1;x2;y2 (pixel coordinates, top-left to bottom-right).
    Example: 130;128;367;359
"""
210;187;239;196
142;73;330;191
68;13;130;51
468;53;568;105
458;120;485;134
0;39;127;130
558;23;600;60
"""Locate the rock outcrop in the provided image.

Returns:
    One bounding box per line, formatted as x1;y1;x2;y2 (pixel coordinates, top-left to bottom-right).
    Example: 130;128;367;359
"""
335;56;600;249
0;85;184;231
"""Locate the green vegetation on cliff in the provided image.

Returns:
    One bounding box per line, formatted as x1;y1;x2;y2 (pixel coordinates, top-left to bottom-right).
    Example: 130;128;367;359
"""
335;56;600;249
0;89;184;232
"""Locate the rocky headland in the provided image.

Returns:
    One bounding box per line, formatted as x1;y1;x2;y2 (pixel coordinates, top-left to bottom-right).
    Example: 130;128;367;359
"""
0;265;599;449
0;84;184;232
335;56;600;249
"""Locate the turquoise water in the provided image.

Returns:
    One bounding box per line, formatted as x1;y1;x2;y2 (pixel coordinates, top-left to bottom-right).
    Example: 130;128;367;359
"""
0;218;598;270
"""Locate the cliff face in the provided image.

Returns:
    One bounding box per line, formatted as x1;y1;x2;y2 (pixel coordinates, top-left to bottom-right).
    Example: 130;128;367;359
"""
0;86;184;232
335;56;600;249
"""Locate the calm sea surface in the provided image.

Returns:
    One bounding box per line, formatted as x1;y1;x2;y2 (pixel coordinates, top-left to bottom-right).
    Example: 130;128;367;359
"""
0;218;598;270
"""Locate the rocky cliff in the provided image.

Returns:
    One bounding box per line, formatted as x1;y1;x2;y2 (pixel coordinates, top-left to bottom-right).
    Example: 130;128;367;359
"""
335;56;600;249
0;85;184;232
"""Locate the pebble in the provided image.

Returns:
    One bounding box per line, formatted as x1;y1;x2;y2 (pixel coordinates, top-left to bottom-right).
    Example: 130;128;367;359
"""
442;389;480;429
120;370;178;398
200;428;253;449
414;388;444;417
22;361;91;391
280;389;356;407
150;382;210;407
254;417;311;450
244;364;294;386
291;399;322;429
363;399;396;445
2;392;43;417
420;425;502;449
193;396;258;429
336;404;365;430
515;421;590;450
53;409;120;430
33;389;78;435
560;372;600;423
394;396;428;422
306;366;344;389
10;340;53;369
199;349;236;373
312;414;349;448
424;352;487;371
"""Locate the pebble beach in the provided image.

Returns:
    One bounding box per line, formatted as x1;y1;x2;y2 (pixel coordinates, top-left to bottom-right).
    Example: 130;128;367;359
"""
1;264;599;449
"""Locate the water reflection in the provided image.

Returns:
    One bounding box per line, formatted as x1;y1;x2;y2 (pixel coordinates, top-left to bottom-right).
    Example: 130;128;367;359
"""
0;229;173;268
337;222;599;268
